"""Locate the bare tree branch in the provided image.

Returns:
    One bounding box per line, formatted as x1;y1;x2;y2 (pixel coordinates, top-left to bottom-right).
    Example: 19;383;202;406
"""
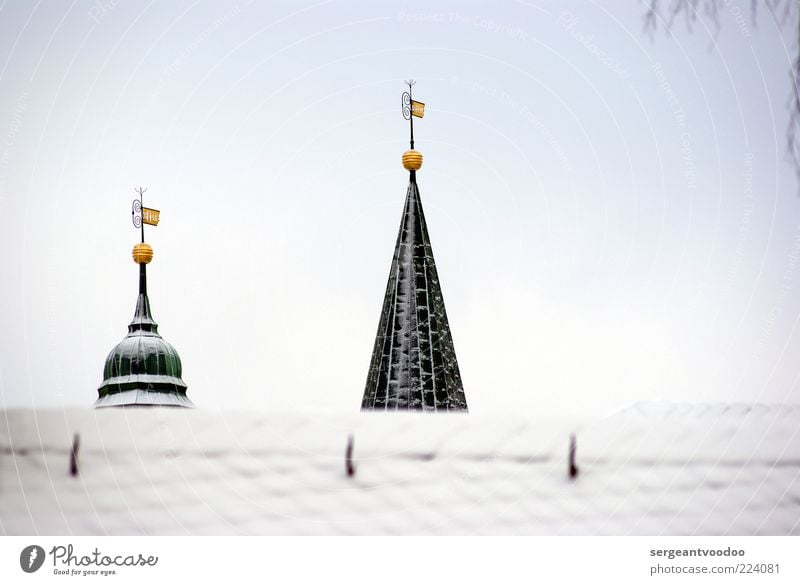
642;0;800;181
789;13;800;179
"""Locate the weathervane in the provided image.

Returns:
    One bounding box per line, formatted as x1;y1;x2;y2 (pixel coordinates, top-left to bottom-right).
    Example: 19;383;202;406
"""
131;187;160;243
401;79;425;149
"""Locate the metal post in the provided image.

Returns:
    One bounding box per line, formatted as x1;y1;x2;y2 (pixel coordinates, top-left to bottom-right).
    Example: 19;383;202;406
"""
345;434;355;477
70;433;80;477
568;433;578;479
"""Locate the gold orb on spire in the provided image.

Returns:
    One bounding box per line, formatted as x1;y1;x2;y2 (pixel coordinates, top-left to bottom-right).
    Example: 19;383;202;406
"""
132;242;154;264
402;149;423;171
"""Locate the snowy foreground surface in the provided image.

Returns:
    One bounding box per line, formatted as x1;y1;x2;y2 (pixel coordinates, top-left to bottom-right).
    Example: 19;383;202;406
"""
1;402;798;535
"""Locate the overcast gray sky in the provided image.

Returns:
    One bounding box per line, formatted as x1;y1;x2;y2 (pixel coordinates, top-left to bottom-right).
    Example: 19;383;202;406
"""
1;0;798;416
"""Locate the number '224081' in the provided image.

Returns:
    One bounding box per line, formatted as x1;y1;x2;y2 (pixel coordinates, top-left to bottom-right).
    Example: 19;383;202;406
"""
737;564;779;574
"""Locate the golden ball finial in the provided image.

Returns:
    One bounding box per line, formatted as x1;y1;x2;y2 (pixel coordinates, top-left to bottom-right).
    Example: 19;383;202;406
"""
402;149;423;171
132;242;154;264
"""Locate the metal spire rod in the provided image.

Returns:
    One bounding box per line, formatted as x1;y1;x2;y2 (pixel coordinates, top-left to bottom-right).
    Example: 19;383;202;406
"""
132;187;148;297
402;79;416;150
134;186;147;243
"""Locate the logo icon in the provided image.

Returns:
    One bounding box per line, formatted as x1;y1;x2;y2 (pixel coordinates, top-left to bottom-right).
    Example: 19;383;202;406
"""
20;545;45;573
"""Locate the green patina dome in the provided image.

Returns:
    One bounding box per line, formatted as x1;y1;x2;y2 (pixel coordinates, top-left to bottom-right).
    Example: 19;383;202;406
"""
95;263;193;408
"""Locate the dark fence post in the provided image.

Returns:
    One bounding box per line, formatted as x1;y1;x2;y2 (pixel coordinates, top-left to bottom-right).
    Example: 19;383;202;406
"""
568;433;578;479
70;433;80;477
345;434;355;477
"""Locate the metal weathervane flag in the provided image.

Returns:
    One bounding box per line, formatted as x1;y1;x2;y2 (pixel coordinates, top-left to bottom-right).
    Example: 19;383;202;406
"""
142;207;160;226
410;99;424;118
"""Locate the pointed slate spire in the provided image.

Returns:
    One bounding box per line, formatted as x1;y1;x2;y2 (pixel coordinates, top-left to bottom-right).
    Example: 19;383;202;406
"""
361;124;468;411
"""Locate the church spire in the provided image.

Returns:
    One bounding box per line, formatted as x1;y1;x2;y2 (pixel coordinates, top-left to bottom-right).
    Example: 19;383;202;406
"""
361;84;468;412
95;190;192;408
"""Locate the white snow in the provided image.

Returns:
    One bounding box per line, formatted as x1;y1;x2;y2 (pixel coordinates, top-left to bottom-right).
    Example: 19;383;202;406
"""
0;402;798;535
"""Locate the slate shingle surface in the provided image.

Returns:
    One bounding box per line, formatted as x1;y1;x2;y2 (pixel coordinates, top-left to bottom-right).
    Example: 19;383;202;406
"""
362;173;468;412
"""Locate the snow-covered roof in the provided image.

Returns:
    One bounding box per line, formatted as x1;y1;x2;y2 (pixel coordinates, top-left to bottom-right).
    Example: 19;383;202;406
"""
1;402;798;535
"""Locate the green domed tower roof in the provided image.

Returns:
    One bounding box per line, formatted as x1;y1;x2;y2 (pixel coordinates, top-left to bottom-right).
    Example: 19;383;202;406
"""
95;236;193;408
